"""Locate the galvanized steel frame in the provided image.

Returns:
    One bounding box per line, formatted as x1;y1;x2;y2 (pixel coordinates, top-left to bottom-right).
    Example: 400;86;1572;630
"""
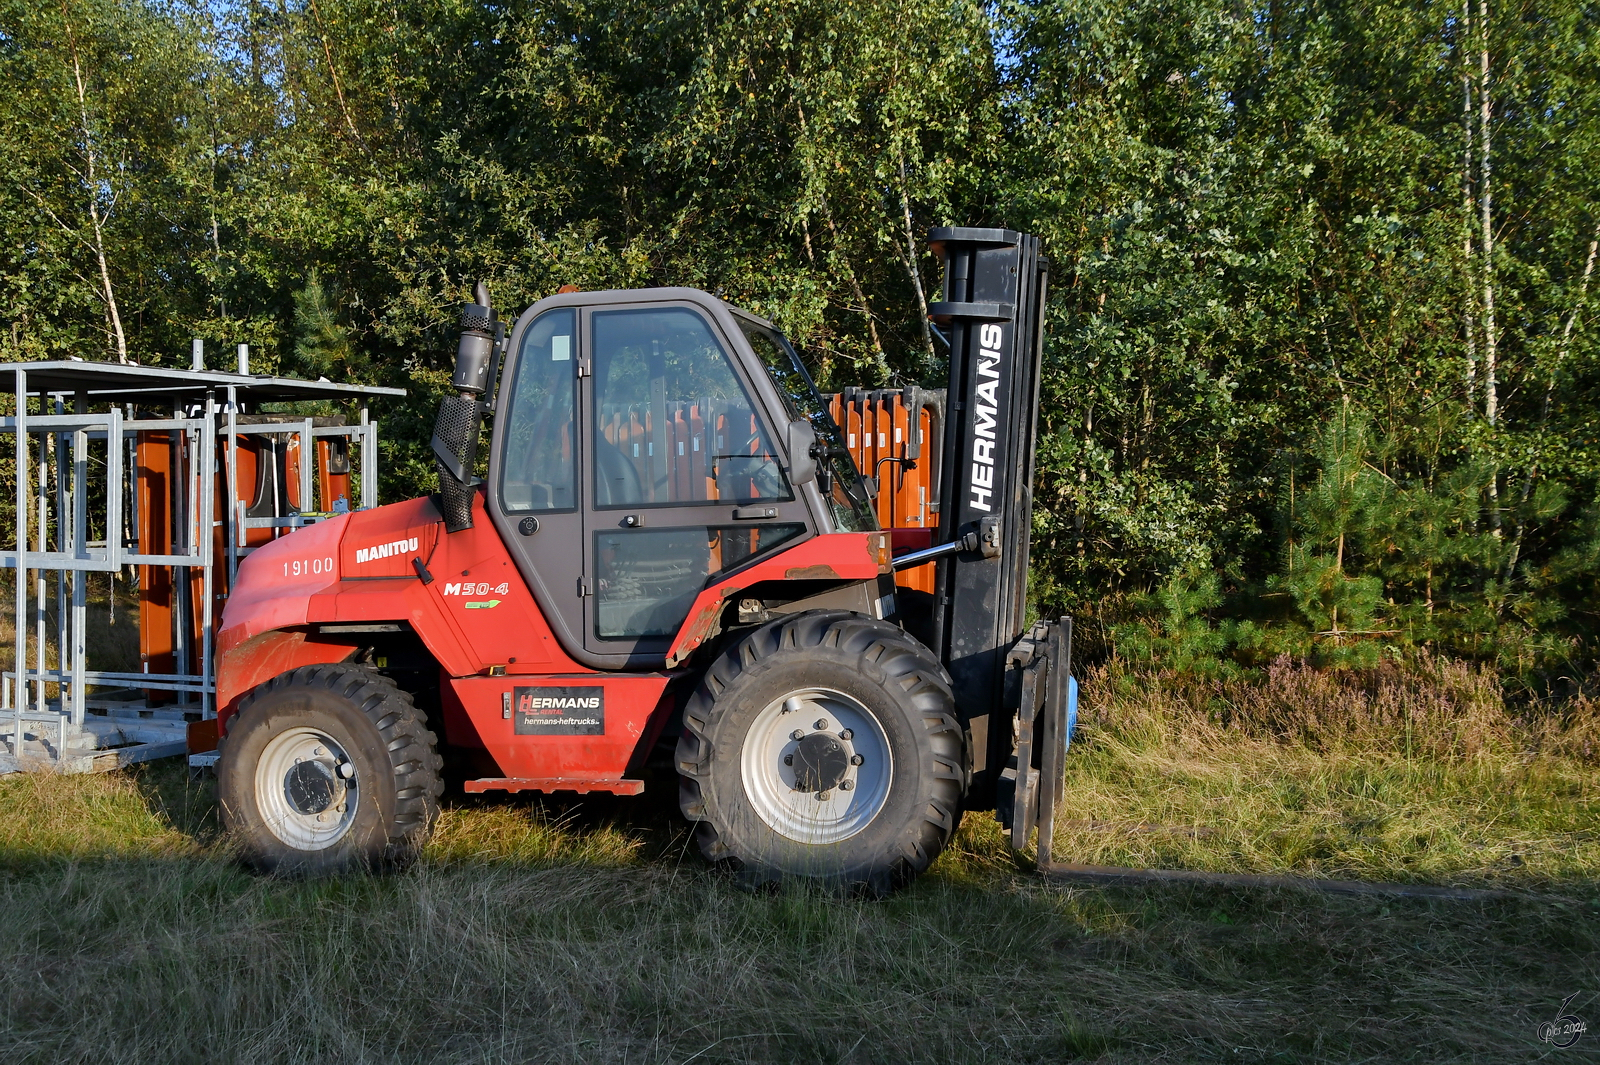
2;370;380;770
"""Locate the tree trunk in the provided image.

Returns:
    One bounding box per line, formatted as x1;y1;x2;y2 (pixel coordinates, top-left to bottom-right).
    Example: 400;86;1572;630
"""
1461;0;1477;408
1076;400;1093;559
896;155;935;360
1504;220;1600;580
794;98;886;378
1478;0;1500;535
307;0;364;146
209;109;227;320
823;202;888;380
1478;0;1496;428
1333;527;1345;635
1541;221;1600;424
61;0;128;364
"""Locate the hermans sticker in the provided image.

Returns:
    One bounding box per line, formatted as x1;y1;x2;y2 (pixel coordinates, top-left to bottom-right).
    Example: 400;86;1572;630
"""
512;686;605;736
968;322;1005;514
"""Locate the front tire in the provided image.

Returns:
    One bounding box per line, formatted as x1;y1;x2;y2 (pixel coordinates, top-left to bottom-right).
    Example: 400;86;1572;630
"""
677;611;965;894
217;663;443;875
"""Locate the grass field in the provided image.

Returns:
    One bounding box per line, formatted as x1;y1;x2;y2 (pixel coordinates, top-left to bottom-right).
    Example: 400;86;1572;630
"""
1;658;1597;1064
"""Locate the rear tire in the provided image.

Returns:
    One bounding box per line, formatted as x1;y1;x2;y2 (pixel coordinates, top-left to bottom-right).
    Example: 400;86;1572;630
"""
217;663;443;875
677;611;965;895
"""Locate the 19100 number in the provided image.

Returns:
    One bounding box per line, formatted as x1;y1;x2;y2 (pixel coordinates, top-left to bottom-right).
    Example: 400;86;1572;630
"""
283;556;335;577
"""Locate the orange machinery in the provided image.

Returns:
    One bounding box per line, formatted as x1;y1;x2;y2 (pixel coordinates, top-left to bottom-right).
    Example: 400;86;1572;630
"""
136;414;358;704
825;388;944;596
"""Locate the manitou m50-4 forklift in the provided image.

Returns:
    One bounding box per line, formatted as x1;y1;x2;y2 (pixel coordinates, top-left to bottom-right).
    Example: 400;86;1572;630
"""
214;228;1076;893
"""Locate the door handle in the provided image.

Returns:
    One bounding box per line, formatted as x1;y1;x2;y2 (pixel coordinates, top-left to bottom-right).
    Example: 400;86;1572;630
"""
732;505;778;520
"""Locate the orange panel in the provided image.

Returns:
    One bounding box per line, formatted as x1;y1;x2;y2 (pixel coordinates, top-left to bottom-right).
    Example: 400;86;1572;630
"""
690;403;709;498
284;433;303;511
136;430;175;698
825;391;938;595
316;437;352;513
138;413;362;707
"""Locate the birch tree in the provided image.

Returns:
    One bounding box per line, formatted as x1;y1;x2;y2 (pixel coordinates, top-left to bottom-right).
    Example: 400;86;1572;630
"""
0;0;206;363
57;0;128;362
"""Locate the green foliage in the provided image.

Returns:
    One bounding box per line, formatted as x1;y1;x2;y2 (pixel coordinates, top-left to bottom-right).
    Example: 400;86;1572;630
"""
2;0;1599;678
1112;564;1252;677
291;270;360;380
1277;411;1393;667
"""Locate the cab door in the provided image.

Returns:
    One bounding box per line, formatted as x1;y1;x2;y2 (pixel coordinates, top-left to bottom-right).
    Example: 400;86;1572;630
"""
580;301;810;662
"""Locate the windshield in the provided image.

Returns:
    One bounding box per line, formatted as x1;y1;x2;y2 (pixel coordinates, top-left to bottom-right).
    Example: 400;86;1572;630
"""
738;321;876;532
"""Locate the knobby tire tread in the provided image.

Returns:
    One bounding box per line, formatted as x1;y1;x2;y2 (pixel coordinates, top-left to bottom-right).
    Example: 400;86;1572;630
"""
227;662;443;867
677;610;965;894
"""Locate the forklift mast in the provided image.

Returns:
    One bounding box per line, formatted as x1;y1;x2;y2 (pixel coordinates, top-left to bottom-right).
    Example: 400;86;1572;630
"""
838;228;1070;841
925;228;1052;808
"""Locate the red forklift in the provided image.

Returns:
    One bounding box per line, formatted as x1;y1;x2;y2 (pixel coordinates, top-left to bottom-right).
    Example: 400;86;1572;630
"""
214;228;1077;893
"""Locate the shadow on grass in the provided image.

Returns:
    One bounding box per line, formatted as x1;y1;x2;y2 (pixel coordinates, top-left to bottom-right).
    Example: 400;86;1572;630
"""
2;760;1599;1062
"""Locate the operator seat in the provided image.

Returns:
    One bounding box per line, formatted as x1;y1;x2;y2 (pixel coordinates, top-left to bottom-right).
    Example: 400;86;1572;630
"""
595;437;645;506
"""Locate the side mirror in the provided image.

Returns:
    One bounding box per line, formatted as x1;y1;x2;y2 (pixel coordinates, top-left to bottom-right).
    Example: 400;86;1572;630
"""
787;419;818;485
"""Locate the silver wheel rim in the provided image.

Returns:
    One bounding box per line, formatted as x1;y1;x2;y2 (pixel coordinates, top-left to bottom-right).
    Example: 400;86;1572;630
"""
740;687;893;845
254;726;358;851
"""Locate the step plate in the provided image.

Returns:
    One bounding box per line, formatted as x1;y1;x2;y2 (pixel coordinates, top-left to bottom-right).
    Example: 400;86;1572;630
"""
464;777;645;796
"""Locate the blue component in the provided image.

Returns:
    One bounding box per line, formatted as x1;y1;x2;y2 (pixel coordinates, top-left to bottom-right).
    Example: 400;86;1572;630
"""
1064;675;1079;755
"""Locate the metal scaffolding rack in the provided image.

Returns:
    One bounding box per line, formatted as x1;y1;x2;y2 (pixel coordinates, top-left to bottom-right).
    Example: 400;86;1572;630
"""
0;359;403;773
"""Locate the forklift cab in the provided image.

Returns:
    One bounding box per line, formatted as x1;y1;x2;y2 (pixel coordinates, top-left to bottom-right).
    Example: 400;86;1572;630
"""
487;288;875;670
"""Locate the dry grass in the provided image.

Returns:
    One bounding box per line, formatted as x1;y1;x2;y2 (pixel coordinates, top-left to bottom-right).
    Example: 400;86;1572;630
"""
1082;655;1542;758
0;658;1596;1063
1052;659;1600;887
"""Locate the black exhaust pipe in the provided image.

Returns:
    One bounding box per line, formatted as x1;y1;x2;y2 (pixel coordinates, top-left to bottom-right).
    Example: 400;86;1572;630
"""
432;281;503;532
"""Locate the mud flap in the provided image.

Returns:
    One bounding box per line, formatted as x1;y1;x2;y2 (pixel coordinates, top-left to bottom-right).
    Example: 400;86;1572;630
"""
996;616;1074;869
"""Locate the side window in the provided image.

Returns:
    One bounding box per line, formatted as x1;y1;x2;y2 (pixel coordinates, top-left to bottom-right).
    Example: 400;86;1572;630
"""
591;308;791;508
499;309;577;512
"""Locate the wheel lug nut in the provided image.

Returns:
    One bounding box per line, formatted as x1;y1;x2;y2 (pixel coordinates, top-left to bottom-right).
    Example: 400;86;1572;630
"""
840;780;854;791
790;729;805;741
839;729;853;740
813;719;828;731
314;746;325;756
850;754;864;766
783;754;794;765
816;790;830;801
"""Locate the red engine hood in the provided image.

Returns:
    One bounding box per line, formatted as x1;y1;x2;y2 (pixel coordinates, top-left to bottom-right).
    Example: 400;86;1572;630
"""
218;498;443;655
